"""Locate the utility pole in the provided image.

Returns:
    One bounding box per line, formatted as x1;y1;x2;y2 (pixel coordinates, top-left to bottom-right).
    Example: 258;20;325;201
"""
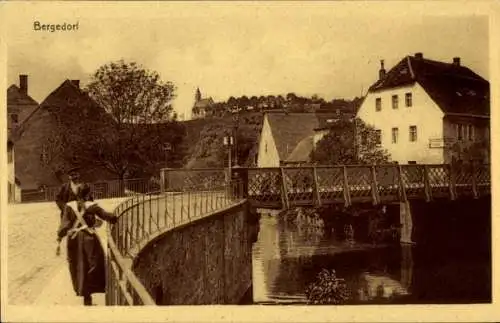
353;117;358;164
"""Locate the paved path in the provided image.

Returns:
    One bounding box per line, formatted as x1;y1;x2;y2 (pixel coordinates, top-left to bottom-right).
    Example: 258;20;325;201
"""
7;197;127;306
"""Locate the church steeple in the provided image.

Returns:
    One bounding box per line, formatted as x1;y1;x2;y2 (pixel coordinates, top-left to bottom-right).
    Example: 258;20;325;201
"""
195;87;202;102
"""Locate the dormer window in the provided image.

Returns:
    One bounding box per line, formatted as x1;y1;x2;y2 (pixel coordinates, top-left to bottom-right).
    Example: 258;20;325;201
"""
375;98;382;111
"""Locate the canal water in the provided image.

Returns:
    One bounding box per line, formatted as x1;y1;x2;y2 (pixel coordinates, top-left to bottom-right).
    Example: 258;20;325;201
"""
251;209;491;305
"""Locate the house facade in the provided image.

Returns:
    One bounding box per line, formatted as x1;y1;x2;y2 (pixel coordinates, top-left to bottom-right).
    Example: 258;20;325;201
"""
257;112;337;167
7;139;21;203
14;79;114;191
7;75;39;132
357;53;490;164
7;74;38;201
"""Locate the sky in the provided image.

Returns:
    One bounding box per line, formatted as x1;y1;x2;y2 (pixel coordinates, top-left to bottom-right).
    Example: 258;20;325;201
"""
3;2;491;120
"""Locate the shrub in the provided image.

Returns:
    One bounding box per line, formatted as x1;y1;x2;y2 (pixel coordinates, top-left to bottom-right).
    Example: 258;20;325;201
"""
305;269;351;304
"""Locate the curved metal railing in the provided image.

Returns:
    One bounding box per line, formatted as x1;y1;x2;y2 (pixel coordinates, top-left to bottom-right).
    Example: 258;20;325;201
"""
106;178;244;305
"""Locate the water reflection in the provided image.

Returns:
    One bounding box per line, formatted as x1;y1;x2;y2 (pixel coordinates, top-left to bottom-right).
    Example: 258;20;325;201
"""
252;208;489;305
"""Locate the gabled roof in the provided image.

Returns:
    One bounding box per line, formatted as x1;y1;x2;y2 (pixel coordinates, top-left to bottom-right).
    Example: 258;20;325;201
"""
285;135;314;163
194;98;214;109
265;112;319;161
368;55;489;116
7;85;39;106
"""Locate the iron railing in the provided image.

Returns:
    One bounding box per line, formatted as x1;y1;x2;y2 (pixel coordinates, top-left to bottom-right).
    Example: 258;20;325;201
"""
243;164;491;208
106;178;244;306
19;178;160;203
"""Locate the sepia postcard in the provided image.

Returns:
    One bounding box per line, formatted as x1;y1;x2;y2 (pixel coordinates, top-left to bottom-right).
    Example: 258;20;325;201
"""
1;1;499;322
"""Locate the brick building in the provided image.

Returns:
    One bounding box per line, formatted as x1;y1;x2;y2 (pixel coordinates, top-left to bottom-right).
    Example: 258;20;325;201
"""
14;79;114;191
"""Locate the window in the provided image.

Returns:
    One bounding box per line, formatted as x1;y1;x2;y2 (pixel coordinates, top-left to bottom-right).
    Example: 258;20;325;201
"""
375;130;382;145
405;93;412;107
7;148;13;163
391;127;399;144
408;161;417;165
265;143;268;153
375;98;382;111
468;125;474;141
11;114;19;124
392;95;399;109
457;124;463;140
409;126;417;142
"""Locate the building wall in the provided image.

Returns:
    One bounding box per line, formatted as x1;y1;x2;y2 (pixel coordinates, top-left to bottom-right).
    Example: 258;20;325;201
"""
132;201;257;305
257;115;280;167
8;102;38;132
442;116;490;164
14;107;62;190
7;143;21;202
357;83;445;164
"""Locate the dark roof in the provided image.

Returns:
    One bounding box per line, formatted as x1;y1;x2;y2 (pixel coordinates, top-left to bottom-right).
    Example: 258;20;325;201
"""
368;55;489;116
194;98;214;109
7;85;39;106
266;112;319;161
285;135;314;163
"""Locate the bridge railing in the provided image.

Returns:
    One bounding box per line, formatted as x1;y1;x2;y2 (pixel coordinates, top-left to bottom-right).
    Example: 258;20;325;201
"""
106;174;244;306
243;164;490;207
19;177;160;203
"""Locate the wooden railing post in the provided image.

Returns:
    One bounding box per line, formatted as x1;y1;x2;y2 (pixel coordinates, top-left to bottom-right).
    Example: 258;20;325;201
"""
370;166;380;205
342;166;352;207
471;163;479;199
280;168;290;209
423;165;432;202
397;165;408;202
448;164;457;200
312;167;321;207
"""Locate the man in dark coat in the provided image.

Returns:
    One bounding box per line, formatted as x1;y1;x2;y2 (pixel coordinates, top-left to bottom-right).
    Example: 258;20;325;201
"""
56;185;118;305
55;167;92;218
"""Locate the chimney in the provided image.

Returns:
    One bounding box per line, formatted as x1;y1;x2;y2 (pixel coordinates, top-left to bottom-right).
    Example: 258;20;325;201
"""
71;80;80;88
379;60;386;80
453;57;461;66
19;75;28;95
414;52;423;60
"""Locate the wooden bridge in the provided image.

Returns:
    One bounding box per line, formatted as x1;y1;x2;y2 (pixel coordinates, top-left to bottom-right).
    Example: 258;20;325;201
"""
162;164;491;209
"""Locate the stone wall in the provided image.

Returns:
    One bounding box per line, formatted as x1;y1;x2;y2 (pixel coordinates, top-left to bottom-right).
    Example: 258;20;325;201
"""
131;201;258;305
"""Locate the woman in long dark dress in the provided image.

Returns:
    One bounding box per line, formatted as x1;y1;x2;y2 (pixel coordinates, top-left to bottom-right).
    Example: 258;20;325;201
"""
56;186;118;306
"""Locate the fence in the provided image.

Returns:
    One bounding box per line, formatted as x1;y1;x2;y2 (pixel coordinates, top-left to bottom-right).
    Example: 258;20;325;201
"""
106;177;244;306
242;164;490;208
19;178;161;203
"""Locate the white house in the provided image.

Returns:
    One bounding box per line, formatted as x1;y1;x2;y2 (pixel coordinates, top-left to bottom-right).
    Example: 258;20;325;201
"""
257;112;320;167
257;112;341;167
7;138;21;203
357;52;490;164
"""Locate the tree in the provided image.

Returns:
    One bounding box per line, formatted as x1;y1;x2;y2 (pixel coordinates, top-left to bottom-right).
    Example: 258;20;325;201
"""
186;117;261;168
311;117;390;165
450;139;490;166
73;60;179;180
